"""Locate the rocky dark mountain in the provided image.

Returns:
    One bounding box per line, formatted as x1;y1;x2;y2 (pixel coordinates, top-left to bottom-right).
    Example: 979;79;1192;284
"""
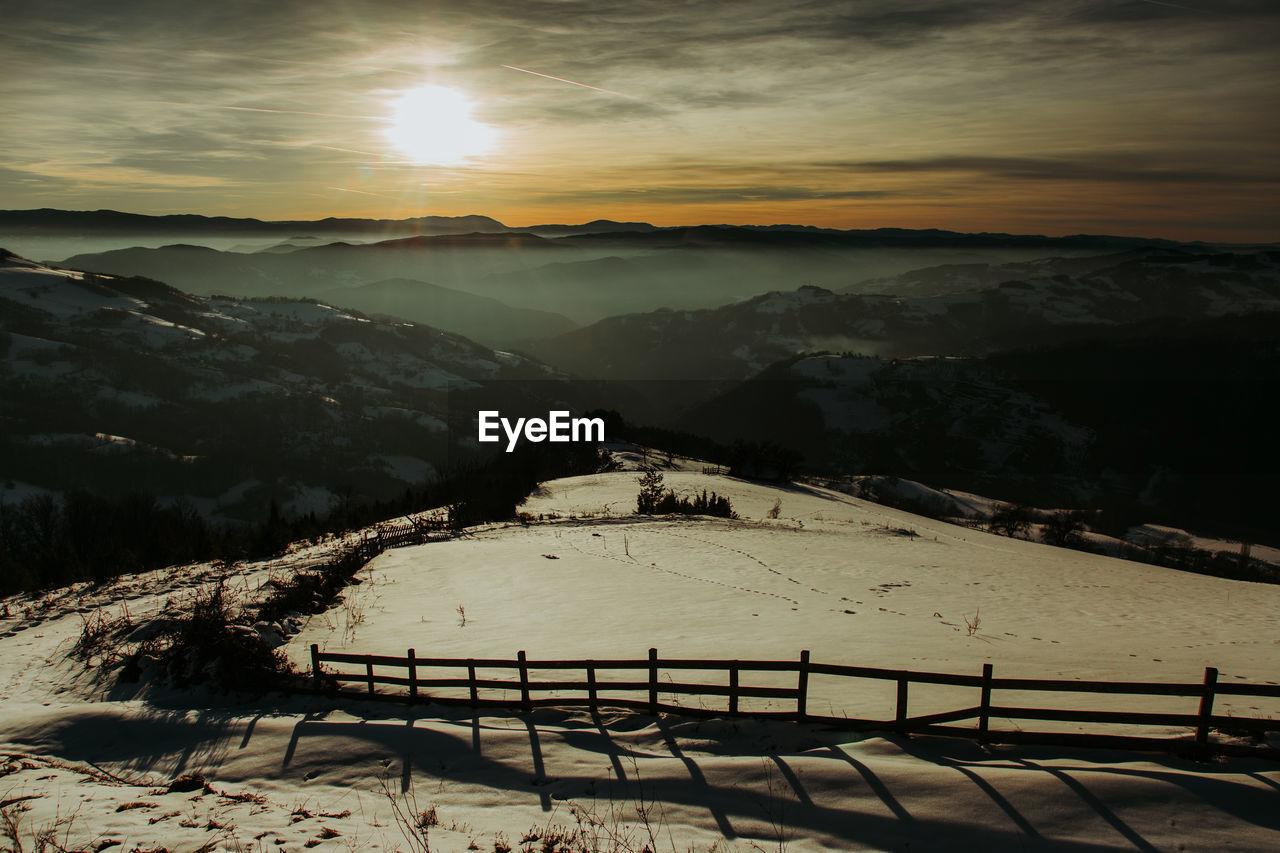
682;325;1280;540
0;250;578;521
683;353;1095;494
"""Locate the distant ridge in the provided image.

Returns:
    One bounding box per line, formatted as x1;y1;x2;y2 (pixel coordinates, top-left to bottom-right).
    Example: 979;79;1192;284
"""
561;224;1185;251
0;209;669;237
519;219;659;236
360;232;566;250
0;208;510;236
0;208;1225;250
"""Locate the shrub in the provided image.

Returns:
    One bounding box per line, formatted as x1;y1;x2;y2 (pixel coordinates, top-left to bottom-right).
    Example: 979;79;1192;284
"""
155;582;292;691
1043;510;1086;547
71;605;134;662
636;472;737;519
255;548;364;624
636;469;666;514
988;503;1031;537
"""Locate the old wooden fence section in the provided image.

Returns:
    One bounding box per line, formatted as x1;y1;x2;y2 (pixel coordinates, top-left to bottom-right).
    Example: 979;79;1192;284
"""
357;516;446;561
310;646;1280;758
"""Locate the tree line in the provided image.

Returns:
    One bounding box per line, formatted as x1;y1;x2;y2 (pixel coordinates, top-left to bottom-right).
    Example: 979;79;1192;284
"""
0;441;607;596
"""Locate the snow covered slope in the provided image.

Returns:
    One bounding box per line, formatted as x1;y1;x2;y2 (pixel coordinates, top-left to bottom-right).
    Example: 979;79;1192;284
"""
297;470;1280;699
2;469;1279;850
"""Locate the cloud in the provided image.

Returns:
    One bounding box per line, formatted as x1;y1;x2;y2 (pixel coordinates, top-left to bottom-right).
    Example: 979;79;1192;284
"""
0;1;1275;238
0;165;79;190
1067;0;1280;24
491;96;669;125
537;186;908;205
827;155;1277;185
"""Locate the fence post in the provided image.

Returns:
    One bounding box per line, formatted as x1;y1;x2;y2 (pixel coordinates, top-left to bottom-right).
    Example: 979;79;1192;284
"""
588;666;598;712
1196;666;1218;746
518;650;531;713
896;677;909;726
408;649;417;702
366;660;376;696
648;648;659;715
729;664;739;715
978;663;993;741
797;650;811;721
468;661;478;706
310;644;321;686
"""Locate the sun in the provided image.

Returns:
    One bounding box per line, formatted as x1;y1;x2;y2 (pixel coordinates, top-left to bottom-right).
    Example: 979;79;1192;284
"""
384;85;495;165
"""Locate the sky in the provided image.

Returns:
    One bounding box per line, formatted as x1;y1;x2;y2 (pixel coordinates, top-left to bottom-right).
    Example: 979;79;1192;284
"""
2;0;1278;241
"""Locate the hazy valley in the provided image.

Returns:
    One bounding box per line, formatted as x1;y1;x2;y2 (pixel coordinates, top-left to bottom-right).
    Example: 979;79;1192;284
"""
4;210;1277;546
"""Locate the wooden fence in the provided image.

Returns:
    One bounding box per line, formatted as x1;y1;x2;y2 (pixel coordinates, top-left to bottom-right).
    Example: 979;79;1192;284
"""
357;516;447;561
309;646;1280;759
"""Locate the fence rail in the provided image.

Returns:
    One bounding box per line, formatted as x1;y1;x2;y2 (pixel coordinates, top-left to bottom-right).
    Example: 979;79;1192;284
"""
309;646;1280;759
357;516;447;561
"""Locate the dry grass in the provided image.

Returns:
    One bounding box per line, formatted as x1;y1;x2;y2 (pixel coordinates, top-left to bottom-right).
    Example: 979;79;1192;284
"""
70;604;133;664
1;800;88;853
963;608;982;637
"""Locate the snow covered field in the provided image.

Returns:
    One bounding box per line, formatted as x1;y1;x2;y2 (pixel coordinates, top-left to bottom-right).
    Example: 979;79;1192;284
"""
296;473;1280;721
2;469;1278;851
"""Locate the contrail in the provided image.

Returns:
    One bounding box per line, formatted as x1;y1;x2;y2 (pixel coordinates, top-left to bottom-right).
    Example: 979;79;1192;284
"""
1132;0;1204;12
248;54;418;76
218;105;381;119
314;144;391;157
501;64;633;98
327;186;397;198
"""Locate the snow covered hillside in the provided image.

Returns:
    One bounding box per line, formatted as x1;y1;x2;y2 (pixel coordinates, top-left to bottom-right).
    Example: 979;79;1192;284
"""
2;468;1276;851
299;470;1280;708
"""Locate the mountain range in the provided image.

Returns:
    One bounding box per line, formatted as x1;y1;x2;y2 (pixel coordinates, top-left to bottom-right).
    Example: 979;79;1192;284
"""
4;209;1278;542
526;248;1280;381
49;228;1192;329
0;250;579;521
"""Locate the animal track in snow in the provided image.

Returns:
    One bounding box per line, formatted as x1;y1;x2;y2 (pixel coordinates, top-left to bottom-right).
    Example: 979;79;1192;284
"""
653;529;829;596
562;530;800;606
